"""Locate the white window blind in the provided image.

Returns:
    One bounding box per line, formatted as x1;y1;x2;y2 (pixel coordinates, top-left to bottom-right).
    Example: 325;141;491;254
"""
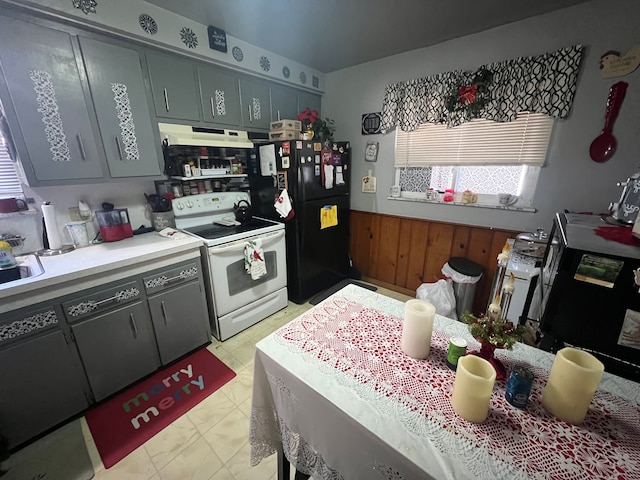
0;130;22;198
394;112;554;167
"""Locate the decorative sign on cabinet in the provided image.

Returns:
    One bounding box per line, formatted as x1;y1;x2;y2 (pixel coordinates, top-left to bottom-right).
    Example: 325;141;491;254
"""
207;25;227;53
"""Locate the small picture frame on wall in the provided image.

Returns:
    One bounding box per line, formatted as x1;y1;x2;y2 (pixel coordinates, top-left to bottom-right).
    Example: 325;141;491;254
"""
365;142;379;162
362;112;382;135
207;25;227;53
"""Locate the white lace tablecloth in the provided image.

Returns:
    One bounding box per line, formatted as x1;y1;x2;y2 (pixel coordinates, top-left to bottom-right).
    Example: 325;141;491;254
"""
249;285;640;480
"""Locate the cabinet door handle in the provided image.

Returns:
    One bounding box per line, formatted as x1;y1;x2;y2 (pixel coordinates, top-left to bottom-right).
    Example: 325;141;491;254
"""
161;301;168;326
129;313;138;338
77;134;87;161
210;97;215;118
163;88;169;112
115;136;124;161
248;103;252;123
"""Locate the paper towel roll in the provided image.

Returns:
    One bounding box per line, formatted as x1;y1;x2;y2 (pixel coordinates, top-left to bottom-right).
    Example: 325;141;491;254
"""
42;203;62;250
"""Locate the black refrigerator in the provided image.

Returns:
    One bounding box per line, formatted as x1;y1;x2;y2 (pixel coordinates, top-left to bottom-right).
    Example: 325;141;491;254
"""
248;140;351;304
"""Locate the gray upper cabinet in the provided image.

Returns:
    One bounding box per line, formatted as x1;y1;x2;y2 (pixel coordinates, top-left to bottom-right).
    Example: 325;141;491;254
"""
270;84;299;122
0;17;104;181
79;37;161;178
198;65;241;126
298;91;322;118
146;51;200;122
239;77;270;129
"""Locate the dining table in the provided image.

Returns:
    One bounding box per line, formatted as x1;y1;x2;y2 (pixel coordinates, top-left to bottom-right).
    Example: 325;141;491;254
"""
249;284;640;479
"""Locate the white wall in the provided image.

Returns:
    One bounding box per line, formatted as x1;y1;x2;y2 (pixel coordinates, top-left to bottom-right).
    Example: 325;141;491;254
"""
324;0;640;234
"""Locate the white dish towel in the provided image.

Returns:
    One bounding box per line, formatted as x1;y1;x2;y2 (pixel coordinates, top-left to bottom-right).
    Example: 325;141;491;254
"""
244;238;267;280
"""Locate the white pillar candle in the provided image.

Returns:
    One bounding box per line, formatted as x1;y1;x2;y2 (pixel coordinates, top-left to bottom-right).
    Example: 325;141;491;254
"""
401;299;436;359
451;355;496;423
542;347;604;425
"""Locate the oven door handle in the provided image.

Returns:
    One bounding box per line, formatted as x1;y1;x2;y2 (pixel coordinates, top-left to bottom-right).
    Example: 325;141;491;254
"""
208;230;285;254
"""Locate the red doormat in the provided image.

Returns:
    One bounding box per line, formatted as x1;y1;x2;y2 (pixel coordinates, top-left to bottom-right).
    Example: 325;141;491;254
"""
85;348;236;468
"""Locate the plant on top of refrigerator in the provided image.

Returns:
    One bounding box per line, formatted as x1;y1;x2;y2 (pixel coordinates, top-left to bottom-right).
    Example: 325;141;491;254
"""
298;108;335;142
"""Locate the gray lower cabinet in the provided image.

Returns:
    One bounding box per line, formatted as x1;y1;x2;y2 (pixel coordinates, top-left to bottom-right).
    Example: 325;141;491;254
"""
239;77;271;129
79;37;162;177
144;260;211;365
147;282;210;365
0;16;104;182
146;52;200;121
70;300;159;402
270;84;299;122
63;280;160;402
0;304;89;448
198;65;241;126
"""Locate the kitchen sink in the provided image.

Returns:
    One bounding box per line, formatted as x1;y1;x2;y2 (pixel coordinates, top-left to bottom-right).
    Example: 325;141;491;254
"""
0;254;45;285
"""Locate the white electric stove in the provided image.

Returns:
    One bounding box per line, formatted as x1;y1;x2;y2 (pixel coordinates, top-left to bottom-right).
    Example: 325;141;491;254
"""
173;192;287;341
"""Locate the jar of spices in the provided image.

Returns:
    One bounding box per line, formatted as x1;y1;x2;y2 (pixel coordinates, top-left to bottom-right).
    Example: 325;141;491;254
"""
197;180;206;194
189;181;199;195
204;180;213;193
171;183;182;198
182;183;191;196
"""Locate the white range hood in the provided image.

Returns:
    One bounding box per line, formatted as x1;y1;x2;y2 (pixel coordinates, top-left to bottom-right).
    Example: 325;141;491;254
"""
158;123;254;148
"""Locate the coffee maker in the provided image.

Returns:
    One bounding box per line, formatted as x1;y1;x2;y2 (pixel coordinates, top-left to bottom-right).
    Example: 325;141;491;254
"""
609;172;640;224
95;208;133;242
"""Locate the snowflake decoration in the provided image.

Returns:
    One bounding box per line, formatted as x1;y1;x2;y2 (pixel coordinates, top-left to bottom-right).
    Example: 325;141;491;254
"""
232;46;243;62
259;56;271;72
72;0;96;14
139;14;158;35
282;66;290;78
180;27;198;49
299;71;307;84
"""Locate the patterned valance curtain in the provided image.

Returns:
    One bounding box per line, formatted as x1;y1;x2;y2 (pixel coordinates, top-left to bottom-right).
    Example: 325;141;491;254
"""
380;45;584;131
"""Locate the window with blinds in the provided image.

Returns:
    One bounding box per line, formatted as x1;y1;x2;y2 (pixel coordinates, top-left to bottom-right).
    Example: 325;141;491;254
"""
393;112;553;206
0;129;22;198
394;112;554;167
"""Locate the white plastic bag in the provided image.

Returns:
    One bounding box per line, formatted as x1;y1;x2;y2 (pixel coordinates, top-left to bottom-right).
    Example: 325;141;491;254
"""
416;279;457;320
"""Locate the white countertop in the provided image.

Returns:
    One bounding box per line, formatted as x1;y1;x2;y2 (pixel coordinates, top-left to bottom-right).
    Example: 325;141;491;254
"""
1;232;204;312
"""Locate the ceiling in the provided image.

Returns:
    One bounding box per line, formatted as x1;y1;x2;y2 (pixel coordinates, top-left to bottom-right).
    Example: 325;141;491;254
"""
145;0;591;73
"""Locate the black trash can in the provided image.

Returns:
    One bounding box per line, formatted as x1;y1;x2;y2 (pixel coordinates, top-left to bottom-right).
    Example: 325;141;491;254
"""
444;257;483;318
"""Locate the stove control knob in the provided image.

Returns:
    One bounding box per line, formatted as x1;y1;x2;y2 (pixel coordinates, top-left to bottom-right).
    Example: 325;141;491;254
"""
176;202;184;210
186;201;193;208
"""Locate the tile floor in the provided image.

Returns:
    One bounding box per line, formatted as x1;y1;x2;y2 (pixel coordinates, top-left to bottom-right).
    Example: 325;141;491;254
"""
80;285;413;480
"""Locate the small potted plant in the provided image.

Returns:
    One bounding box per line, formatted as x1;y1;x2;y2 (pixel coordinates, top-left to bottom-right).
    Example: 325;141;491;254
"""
460;308;526;380
298;108;335;143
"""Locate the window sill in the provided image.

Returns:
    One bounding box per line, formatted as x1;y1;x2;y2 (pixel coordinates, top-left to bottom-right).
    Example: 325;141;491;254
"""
387;196;536;213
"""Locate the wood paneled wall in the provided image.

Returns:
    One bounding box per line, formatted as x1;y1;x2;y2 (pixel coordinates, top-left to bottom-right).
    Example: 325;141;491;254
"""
350;211;519;315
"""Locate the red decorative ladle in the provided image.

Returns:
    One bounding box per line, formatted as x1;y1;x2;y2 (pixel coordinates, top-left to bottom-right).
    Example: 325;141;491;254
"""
589;81;628;163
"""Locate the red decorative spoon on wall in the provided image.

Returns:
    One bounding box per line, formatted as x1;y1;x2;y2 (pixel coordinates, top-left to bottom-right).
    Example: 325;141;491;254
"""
589;81;628;163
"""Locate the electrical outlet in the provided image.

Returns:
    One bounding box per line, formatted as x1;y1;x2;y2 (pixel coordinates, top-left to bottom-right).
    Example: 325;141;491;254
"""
68;207;82;221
